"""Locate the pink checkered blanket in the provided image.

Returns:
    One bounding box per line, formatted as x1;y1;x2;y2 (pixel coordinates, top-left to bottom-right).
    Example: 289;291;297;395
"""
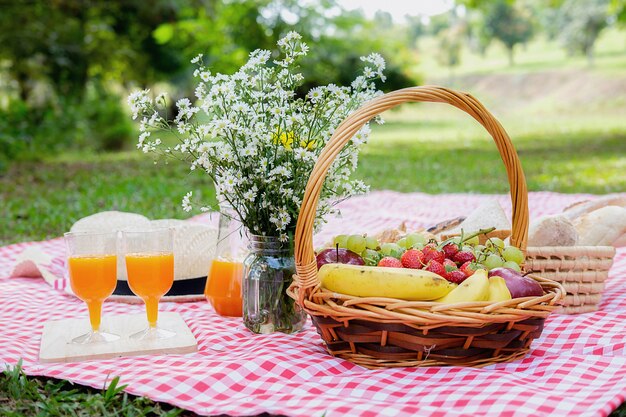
2;191;626;417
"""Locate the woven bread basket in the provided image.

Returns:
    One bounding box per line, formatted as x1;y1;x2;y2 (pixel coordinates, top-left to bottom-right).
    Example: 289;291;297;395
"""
288;86;565;369
524;246;615;314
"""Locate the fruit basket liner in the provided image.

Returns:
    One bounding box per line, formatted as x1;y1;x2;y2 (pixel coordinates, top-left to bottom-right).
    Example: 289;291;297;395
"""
3;191;626;417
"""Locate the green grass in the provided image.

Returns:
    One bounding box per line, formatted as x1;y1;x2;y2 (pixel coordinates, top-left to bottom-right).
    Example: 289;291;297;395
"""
418;27;626;77
0;361;189;416
1;103;625;245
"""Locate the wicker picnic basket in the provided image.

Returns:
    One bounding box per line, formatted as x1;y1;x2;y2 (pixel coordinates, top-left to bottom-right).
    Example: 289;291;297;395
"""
288;86;565;369
524;246;615;314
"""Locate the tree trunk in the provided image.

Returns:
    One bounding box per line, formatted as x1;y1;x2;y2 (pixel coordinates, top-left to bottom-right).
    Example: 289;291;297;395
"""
586;45;595;68
507;46;515;66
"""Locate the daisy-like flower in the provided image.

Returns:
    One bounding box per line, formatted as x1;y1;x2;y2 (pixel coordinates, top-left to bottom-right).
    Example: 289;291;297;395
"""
128;31;385;239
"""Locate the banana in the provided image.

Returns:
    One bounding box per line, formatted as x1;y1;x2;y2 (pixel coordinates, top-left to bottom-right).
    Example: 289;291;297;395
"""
436;269;490;304
487;276;512;302
318;263;456;300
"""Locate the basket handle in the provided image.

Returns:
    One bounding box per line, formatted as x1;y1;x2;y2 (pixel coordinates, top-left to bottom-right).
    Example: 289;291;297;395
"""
293;86;529;299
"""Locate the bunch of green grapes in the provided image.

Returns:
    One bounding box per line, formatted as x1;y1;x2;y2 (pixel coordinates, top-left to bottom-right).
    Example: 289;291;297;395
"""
472;237;524;272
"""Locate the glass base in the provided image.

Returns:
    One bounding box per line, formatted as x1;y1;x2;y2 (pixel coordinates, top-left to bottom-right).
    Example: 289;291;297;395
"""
72;330;120;344
129;326;176;341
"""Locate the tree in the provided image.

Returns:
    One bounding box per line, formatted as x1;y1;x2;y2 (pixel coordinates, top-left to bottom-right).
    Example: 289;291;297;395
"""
437;25;465;78
557;0;610;66
483;0;534;66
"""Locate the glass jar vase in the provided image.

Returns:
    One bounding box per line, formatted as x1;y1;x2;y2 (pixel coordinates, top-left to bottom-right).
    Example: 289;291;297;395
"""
242;235;307;334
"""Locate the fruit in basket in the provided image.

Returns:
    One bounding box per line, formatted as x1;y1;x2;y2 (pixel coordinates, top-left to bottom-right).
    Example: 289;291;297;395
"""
362;249;382;266
333;234;349;248
436;269;490;303
424;259;446;276
453;250;475;265
483;253;505;270
347;235;367;254
316;247;364;269
446;269;468;284
406;233;428;248
442;242;459;258
460;261;482;277
365;236;380;250
318;263;456;300
502;261;521;272
422;244;444;264
378;256;403;268
488;267;543;298
400;249;424;269
380;242;404;259
487;276;512;302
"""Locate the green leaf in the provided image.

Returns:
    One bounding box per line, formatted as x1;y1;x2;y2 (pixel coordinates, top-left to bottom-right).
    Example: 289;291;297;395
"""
153;23;175;45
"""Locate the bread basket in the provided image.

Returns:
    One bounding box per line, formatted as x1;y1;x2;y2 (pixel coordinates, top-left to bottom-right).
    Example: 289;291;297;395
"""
288;86;565;369
524;246;615;314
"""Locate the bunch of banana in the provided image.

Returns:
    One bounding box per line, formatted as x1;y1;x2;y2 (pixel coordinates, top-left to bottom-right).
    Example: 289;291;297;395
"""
318;263;456;301
318;265;513;304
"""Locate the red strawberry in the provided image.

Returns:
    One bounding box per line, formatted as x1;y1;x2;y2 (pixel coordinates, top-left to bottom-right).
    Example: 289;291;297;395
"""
422;245;445;264
454;250;476;265
424;260;446;277
378;256;403;268
442;242;459;259
460;261;482;277
447;269;468;284
401;249;424;269
443;258;457;269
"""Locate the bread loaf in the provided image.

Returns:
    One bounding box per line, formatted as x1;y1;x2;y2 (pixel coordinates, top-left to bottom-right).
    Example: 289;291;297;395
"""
573;206;626;246
528;215;578;247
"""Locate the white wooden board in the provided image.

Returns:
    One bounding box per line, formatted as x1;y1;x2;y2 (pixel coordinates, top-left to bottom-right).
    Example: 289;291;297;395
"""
39;312;197;363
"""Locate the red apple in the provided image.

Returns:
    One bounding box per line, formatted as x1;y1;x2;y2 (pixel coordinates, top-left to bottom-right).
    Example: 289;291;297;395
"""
488;267;543;298
316;248;364;270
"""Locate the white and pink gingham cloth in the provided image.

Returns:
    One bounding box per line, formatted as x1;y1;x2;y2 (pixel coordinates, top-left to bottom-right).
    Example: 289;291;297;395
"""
2;191;626;417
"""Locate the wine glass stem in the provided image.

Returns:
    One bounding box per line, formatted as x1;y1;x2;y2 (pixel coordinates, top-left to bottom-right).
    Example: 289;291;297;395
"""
87;299;103;332
144;297;159;328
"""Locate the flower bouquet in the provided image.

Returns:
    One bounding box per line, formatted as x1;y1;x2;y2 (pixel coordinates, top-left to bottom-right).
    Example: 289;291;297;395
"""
129;32;385;333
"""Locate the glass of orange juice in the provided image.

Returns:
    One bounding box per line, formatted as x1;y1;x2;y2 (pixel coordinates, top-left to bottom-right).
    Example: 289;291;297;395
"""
65;231;120;344
121;227;175;340
204;208;246;317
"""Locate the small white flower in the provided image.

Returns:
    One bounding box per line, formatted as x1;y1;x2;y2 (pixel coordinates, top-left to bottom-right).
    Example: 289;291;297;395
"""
191;53;203;64
181;192;193;212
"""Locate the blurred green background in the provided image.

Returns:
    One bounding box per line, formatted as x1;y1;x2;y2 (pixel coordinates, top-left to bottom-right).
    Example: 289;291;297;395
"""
1;0;625;244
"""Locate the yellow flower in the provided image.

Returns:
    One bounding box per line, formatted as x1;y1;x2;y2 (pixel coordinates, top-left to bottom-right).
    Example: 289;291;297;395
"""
273;130;316;151
273;130;294;150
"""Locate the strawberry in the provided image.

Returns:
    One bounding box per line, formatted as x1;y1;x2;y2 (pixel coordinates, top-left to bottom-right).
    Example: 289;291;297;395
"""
443;258;457;269
447;269;468;284
453;250;476;265
424;260;446;277
460;261;482;277
422;244;445;264
401;249;424;269
442;242;459;259
378;256;403;268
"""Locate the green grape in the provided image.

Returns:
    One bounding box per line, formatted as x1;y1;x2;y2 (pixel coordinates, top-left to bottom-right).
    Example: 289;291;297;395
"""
484;253;505;270
503;261;521;272
365;236;380;250
406;233;427;248
464;235;480;246
381;243;404;259
486;237;505;251
474;244;486;253
502;246;524;265
347;235;367;254
397;238;408;249
362;249;382;266
333;234;349;248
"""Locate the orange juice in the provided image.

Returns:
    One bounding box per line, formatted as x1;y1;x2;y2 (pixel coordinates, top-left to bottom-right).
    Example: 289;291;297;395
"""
125;252;174;326
205;259;243;317
68;255;117;330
